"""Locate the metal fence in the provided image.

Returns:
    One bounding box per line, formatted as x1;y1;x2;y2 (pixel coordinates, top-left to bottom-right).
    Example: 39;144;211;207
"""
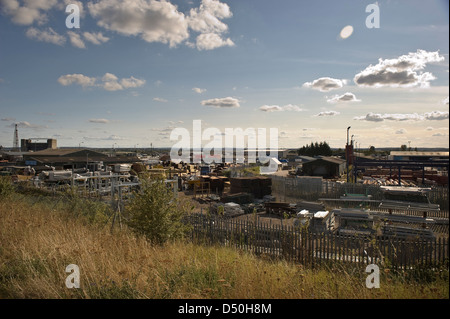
184;213;449;270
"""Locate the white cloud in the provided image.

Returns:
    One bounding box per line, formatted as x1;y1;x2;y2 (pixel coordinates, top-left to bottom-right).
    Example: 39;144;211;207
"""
0;0;58;25
153;97;168;103
192;87;206;94
315;111;340;117
185;41;195;48
201;97;240;108
187;0;232;34
10;121;47;130
151;125;177;140
120;76;146;89
424;111;449;121
103;134;123;140
279;131;289;139
1;117;16;121
354;112;419;122
26;27;65;45
259;104;305;112
58;73;145;91
58;74;96;87
151;126;175;133
102;73;118;82
354;50;445;88
4;0;234;51
87;0;234;50
168;120;184;125
196;32;234;50
432;132;449;137
395;128;407;134
188;0;234;50
83;134;124;141
259;105;283;112
303;77;347;92
102;74;123;91
83;31;109;45
88;118;109;124
87;0;190;48
354;111;449;122
67;31;85;49
442;96;449;106
326;92;360;103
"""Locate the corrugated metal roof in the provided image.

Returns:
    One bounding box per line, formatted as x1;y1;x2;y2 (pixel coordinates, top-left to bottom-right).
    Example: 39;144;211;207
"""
306;156;345;164
25;148;82;156
25;148;106;157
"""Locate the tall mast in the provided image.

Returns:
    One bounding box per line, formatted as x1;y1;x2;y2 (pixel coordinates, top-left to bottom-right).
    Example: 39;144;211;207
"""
13;124;19;151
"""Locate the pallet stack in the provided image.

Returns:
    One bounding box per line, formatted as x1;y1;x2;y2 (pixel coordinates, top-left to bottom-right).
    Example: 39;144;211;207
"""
221;192;254;204
229;176;272;199
200;175;228;194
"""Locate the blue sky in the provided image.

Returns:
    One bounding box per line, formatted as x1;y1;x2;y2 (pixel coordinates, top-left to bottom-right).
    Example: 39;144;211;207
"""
0;0;448;149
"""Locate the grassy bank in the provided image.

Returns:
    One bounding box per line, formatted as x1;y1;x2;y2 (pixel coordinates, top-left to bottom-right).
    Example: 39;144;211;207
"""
0;193;448;299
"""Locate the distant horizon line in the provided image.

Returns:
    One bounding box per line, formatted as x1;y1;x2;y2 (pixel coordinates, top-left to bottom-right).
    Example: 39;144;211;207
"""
4;146;448;151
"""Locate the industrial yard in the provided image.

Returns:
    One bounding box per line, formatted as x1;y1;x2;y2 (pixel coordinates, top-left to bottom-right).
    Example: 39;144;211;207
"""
1;133;448;273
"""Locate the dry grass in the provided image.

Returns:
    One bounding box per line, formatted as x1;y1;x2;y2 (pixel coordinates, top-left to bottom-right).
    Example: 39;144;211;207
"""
0;194;448;299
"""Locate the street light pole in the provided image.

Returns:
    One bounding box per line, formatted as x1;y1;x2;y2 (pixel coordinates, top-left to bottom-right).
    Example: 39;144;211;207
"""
346;126;351;183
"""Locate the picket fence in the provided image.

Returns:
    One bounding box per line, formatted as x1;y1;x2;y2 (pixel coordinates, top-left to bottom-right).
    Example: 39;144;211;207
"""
184;213;449;270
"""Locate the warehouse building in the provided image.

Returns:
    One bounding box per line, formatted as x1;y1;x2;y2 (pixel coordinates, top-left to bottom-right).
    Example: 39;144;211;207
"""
301;156;346;178
21;138;57;152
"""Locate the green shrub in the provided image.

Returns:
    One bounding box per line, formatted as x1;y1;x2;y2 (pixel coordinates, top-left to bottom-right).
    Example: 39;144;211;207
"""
126;177;191;245
0;176;15;199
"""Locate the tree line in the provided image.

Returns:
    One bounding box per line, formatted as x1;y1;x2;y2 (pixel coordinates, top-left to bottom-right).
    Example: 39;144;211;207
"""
297;141;332;157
